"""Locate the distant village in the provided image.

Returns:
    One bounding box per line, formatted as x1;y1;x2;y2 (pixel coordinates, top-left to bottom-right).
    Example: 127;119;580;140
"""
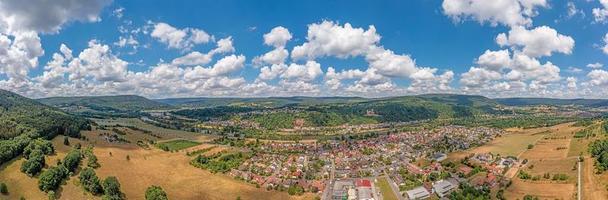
222;126;510;199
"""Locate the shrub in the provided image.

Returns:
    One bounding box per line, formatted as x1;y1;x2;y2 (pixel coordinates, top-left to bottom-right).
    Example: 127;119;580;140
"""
0;182;7;194
48;191;56;200
102;176;124;200
21;149;45;176
38;166;68;192
88;154;100;168
23;138;54;157
518;171;531;180
145;185;168;200
63;149;82;173
79;168;103;195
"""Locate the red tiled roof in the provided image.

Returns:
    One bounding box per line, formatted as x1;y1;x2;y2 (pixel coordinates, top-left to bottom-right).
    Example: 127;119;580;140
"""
356;179;372;187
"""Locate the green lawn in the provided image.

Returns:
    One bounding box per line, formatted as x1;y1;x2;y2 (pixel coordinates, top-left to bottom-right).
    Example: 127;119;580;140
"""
377;177;399;200
156;139;201;151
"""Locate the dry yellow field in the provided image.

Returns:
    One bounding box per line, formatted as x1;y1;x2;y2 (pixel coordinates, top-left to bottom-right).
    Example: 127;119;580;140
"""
502;123;582;199
525;158;578;183
504;178;575;200
449;123;577;160
520;138;571;160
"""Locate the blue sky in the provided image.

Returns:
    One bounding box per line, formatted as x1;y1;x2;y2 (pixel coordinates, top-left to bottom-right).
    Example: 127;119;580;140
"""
1;0;608;98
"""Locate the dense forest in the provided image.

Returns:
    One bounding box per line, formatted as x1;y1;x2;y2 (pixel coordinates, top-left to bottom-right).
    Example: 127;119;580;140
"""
172;106;258;121
0;90;90;165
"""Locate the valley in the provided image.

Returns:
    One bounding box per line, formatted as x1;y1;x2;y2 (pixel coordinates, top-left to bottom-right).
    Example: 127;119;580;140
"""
1;90;608;200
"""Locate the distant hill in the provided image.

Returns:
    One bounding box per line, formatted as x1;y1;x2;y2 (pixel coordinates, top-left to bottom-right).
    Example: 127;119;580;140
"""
157;96;367;108
0;90;89;139
38;95;173;112
171;94;507;129
495;98;608;107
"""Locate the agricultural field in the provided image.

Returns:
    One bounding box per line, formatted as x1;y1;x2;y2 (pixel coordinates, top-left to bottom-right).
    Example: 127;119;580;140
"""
448;124;571;160
569;122;607;157
503;178;575;200
156;139;202;151
519;123;580;160
504;123;582;199
93;118;213;141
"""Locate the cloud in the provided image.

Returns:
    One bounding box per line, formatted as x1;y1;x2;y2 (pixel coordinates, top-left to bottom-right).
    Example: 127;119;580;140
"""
587;62;604;69
496;26;574;57
509;52;561;83
150;22;212;50
184;55;245;79
113;35;139;54
264;26;292;48
172;37;234;66
67;40;129;82
365;47;419;78
28;40;130;97
408;70;455;93
280;61;323;82
460;67;503;88
475;49;511;71
112;7;125;19
567;66;583;73
291;21;380;60
593;0;608;23
460;50;562;94
254;48;289;65
325;67;369;90
3;15;599;99
603;33;608;55
566;77;577;89
442;0;547;27
258;64;288;81
566;2;584;19
29;43;248;98
0;0;112;34
0;0;111;92
588;69;608;86
0;32;44;83
172;51;213;66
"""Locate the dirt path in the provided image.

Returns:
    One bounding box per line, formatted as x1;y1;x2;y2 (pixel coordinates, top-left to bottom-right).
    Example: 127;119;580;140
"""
578;161;581;200
582;157;608;200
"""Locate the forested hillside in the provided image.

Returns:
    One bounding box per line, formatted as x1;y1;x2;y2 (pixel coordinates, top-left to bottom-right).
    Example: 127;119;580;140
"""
157;96;367;108
173;94;506;129
496;98;608;107
38;95;173;112
0;90;90;165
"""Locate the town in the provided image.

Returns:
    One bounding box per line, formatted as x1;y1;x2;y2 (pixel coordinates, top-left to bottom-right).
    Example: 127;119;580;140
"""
220;126;508;199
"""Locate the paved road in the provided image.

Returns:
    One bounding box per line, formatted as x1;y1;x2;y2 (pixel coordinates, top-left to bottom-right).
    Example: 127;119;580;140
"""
385;176;405;200
321;160;336;200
